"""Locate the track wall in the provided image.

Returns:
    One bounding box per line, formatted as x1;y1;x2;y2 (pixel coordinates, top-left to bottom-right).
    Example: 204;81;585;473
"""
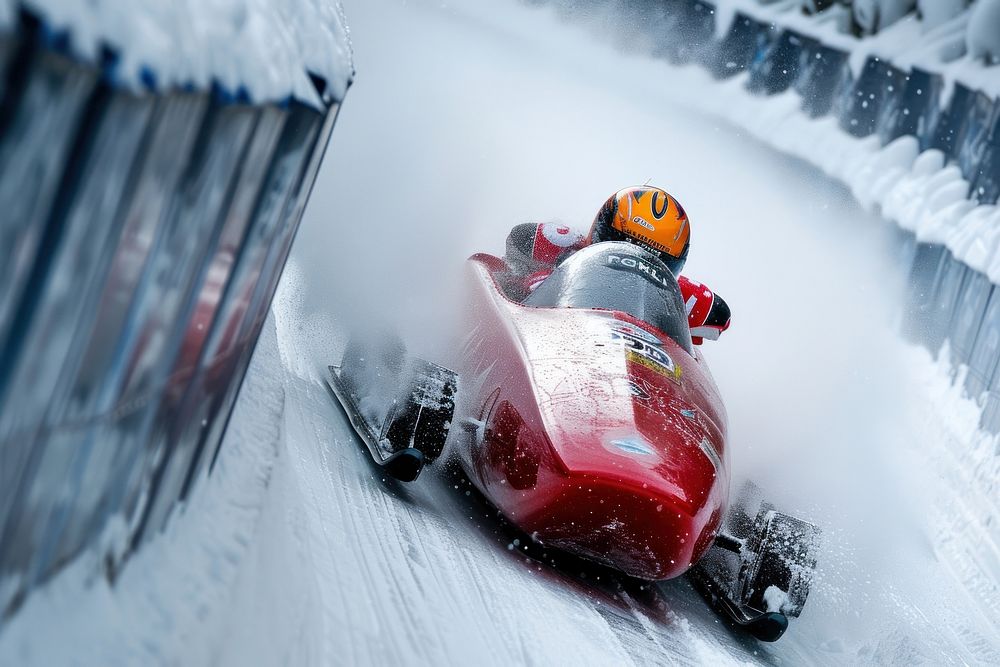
0;10;345;618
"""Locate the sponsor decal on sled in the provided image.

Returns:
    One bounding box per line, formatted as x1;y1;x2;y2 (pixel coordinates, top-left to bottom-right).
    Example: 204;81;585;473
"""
606;253;675;290
626;348;683;383
612;325;683;384
612;323;662;346
610;437;655;456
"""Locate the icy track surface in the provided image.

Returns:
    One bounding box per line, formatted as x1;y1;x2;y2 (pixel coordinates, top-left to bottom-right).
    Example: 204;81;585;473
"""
2;0;1000;664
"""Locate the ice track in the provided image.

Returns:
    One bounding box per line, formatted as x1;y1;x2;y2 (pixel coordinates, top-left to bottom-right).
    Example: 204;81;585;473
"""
2;0;999;664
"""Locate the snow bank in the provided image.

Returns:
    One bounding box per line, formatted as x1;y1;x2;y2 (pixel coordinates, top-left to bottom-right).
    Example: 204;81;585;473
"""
11;0;354;107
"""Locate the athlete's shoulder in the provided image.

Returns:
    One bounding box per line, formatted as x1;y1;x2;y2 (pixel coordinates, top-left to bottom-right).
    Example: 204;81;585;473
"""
506;222;585;271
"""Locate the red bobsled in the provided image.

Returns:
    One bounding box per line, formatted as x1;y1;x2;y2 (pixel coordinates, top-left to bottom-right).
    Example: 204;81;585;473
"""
448;242;728;580
328;241;818;641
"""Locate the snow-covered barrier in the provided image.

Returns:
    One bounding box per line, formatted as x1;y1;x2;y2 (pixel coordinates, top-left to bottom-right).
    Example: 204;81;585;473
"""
693;1;1000;428
0;2;351;618
547;0;1000;427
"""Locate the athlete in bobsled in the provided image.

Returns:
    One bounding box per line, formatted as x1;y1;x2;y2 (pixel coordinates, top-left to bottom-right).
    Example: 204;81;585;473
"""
500;185;731;345
328;182;820;643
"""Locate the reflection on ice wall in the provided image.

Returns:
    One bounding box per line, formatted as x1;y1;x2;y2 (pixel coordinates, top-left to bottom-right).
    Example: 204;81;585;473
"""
0;3;351;619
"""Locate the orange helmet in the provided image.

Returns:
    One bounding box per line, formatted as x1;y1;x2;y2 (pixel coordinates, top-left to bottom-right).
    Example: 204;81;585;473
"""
589;186;691;275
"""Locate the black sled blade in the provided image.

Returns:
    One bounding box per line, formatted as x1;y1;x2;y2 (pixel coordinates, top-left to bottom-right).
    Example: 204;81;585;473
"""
688;562;789;642
327;365;425;482
688;483;820;643
377;448;425;483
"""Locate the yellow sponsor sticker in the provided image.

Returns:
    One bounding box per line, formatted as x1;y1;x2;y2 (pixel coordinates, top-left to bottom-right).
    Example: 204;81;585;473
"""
625;348;683;384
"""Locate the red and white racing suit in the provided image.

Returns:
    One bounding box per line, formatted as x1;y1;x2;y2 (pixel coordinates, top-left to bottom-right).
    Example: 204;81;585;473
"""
503;222;731;345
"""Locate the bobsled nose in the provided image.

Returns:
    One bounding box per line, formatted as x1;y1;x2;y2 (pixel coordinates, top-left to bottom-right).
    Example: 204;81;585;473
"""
522;475;710;581
515;423;724;579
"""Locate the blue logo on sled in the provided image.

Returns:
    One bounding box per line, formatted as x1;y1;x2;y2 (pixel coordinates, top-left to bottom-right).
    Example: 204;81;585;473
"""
611;438;655;456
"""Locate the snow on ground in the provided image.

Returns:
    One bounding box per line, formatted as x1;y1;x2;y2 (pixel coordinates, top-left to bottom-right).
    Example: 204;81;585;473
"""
3;0;353;106
908;349;1000;632
1;0;999;664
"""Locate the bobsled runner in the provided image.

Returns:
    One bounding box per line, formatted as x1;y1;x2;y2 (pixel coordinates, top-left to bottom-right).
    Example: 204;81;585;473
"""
327;242;819;641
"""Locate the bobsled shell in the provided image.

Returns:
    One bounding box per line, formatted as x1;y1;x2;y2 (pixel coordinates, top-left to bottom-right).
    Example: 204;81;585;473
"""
450;255;730;580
